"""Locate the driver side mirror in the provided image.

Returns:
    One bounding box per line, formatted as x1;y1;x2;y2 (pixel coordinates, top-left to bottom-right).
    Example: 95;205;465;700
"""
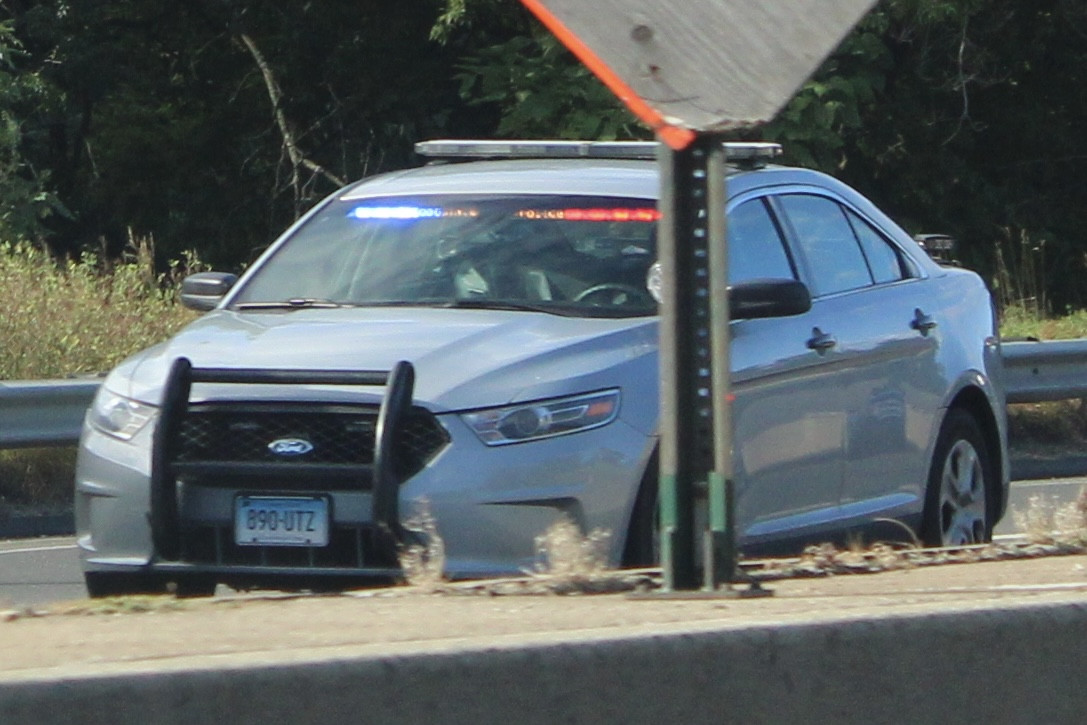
180;272;238;311
729;278;811;320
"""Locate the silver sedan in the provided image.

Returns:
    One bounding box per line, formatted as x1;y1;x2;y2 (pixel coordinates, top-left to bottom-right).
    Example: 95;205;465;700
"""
75;141;1007;596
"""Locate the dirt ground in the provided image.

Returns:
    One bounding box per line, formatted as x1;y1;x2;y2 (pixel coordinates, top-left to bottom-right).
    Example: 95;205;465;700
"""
3;550;1087;679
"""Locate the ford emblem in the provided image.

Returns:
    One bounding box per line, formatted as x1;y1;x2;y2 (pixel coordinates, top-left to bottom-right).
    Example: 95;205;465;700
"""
267;438;315;457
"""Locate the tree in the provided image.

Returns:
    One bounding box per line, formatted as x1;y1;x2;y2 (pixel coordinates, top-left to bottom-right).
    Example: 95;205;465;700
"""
0;18;64;242
5;0;480;267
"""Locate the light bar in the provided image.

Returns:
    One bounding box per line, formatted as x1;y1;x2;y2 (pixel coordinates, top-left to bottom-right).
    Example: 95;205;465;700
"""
347;206;479;220
415;139;782;163
416;140;656;160
516;208;660;222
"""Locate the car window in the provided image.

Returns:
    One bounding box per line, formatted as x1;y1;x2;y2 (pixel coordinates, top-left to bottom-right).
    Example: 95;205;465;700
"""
778;194;873;297
845;208;909;284
728;198;795;284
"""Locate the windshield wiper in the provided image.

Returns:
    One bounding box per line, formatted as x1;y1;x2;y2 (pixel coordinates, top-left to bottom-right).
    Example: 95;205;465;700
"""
438;298;572;315
234;298;347;310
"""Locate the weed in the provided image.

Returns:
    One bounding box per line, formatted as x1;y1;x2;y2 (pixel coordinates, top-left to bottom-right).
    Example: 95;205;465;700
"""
0;448;76;511
532;515;612;582
0;238;195;380
0;238;197;506
1007;401;1087;446
1013;487;1087;545
993;229;1048;318
398;499;447;591
782;540;918;577
1001;304;1087;342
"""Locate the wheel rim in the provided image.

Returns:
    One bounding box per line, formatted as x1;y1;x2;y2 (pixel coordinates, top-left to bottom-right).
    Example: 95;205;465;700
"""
938;438;987;545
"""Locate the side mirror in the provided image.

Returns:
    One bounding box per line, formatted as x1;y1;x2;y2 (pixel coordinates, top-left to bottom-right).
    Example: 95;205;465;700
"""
730;278;811;320
180;272;238;311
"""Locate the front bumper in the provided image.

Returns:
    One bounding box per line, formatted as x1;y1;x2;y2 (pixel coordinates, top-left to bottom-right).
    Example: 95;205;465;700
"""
76;365;654;588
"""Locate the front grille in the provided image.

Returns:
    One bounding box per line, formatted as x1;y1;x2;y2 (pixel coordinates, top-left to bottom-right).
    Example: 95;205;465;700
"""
175;403;449;479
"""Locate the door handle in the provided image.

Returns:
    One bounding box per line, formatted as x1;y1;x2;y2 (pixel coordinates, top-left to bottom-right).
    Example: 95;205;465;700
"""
911;308;937;335
806;327;837;354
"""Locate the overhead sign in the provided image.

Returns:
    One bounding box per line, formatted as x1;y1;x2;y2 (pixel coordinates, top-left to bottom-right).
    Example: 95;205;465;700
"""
521;0;878;147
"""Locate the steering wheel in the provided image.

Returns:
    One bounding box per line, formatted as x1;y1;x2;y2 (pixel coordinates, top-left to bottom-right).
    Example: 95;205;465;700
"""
573;283;655;306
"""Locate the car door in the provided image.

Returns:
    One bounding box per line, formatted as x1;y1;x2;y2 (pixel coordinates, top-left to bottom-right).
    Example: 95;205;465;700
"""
772;192;942;535
726;195;849;550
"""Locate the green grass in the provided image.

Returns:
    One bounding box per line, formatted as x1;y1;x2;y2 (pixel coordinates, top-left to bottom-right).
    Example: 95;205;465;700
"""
1002;304;1087;341
0;240;197;512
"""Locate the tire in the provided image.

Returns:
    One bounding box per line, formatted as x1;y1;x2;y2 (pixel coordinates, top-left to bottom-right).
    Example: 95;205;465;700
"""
84;571;167;598
921;408;993;547
622;454;659;568
173;577;217;598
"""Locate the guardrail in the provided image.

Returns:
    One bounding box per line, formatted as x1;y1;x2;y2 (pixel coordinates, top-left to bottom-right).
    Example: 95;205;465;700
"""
0;379;100;449
0;339;1085;450
1001;339;1087;404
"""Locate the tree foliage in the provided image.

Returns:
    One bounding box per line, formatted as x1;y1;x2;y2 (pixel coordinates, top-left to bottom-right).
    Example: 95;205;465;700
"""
3;0;478;266
0;19;64;242
0;0;1086;311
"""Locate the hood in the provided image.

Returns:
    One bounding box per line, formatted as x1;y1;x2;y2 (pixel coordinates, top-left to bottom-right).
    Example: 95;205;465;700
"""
110;307;658;412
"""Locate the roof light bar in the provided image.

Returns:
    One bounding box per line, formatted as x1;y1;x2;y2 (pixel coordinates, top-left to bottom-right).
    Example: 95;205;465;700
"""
415;139;782;163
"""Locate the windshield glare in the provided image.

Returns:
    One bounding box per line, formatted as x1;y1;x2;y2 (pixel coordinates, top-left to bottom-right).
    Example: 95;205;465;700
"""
231;195;660;317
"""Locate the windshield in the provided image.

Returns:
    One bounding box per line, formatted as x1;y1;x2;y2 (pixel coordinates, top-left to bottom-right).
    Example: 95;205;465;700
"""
230;194;660;318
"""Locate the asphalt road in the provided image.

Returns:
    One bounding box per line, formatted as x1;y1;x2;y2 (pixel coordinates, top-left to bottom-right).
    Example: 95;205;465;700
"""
2;476;1085;609
0;537;83;608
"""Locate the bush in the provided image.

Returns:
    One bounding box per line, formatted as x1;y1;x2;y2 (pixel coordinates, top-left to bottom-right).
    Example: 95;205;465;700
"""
0;239;197;379
1001;304;1087;343
0;239;197;512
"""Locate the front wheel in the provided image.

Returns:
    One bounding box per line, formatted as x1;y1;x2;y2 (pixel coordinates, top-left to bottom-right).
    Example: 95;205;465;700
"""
622;454;659;568
84;572;216;598
84;571;166;598
921;408;993;547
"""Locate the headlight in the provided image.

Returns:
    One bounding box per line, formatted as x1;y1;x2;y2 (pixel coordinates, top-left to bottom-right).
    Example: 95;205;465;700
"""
88;389;157;441
462;390;620;446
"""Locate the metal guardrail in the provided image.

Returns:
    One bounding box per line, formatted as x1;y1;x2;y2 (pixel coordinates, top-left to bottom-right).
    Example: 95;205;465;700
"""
0;379;100;449
0;339;1085;450
1002;339;1087;404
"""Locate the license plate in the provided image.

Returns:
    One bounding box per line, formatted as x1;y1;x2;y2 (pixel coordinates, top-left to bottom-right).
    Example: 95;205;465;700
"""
234;496;330;547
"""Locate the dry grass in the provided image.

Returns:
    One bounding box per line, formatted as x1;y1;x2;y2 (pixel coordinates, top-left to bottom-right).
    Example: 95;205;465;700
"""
1013;487;1087;546
532;516;612;581
0;447;77;512
398;498;447;591
783;541;918;576
2;594;193;621
1007;400;1087;448
396;509;624;594
0;237;199;510
0;237;198;380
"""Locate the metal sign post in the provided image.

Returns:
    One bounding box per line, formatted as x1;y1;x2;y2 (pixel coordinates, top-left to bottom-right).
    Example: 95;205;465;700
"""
522;0;878;591
657;137;735;590
704;142;738;590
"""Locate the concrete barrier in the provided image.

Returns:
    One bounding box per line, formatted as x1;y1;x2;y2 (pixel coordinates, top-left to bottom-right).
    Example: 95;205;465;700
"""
2;596;1086;724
